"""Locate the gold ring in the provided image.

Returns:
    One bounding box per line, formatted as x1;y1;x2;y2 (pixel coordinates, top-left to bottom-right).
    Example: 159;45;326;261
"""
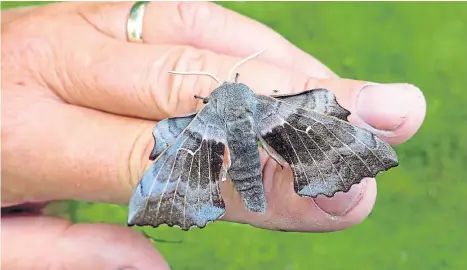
127;1;149;43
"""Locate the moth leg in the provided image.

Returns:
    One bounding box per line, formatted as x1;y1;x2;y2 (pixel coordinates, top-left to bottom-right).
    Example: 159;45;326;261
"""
220;165;229;182
257;135;287;169
194;95;209;104
220;145;231;182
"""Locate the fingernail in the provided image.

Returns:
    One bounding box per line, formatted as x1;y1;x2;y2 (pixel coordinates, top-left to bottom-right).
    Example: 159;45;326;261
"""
356;83;418;132
313;179;367;216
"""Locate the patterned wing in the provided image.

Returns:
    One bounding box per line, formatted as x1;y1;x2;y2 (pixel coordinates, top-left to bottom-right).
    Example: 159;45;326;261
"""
255;89;398;197
128;104;227;230
272;88;350;121
150;113;196;160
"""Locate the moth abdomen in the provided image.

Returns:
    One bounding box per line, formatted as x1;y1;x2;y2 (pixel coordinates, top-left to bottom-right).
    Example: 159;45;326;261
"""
225;114;267;213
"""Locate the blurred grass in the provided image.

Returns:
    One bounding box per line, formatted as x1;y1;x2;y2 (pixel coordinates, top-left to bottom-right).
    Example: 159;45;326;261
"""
2;1;467;270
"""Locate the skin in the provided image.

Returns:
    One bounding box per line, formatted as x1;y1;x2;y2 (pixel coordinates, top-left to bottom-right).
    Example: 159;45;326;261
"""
1;2;426;269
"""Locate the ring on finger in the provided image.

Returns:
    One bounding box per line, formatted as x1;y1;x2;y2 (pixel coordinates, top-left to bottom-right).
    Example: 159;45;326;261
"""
126;1;149;43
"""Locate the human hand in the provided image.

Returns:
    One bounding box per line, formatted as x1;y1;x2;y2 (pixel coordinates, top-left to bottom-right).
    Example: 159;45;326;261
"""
1;2;426;269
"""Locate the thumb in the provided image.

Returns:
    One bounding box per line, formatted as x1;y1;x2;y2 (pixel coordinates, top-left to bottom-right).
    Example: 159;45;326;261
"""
1;215;170;270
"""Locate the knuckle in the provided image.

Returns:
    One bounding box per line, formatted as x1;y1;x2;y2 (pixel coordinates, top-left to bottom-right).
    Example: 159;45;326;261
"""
143;59;172;118
164;46;220;116
275;73;320;96
302;77;319;92
2;12;53;86
119;123;154;191
174;1;216;39
77;1;120;37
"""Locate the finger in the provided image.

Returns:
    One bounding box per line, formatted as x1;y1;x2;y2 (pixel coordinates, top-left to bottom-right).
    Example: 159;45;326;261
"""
55;43;425;145
80;1;336;79
306;79;426;145
220;150;377;232
2;88;153;206
2;94;375;234
1;215;169;270
3;73;422;213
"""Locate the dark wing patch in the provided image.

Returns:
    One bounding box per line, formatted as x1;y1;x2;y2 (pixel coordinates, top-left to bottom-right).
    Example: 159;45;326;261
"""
128;104;226;230
150;112;197;160
272;88;350;121
255;94;398;197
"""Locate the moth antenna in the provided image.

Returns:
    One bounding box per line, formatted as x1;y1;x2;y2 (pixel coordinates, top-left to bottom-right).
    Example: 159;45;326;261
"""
168;71;222;85
194;95;209;104
228;48;267;82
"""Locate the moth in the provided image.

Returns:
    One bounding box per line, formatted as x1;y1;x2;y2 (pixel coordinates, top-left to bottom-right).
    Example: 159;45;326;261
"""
127;49;399;230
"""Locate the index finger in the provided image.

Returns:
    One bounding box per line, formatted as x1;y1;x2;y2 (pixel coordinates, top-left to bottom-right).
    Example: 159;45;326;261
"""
80;1;337;79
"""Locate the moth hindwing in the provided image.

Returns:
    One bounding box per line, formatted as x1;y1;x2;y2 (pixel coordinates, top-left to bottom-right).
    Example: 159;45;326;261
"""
127;83;398;231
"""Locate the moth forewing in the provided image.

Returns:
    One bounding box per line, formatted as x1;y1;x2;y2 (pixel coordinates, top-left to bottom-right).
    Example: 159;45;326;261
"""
254;92;398;198
149;112;197;161
128;102;228;230
149;101;214;162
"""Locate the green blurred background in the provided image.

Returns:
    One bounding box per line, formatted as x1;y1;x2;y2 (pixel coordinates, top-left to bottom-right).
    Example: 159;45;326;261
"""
2;1;466;269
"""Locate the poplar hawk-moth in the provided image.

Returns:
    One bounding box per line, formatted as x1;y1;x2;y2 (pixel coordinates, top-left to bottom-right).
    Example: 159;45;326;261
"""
127;50;399;230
